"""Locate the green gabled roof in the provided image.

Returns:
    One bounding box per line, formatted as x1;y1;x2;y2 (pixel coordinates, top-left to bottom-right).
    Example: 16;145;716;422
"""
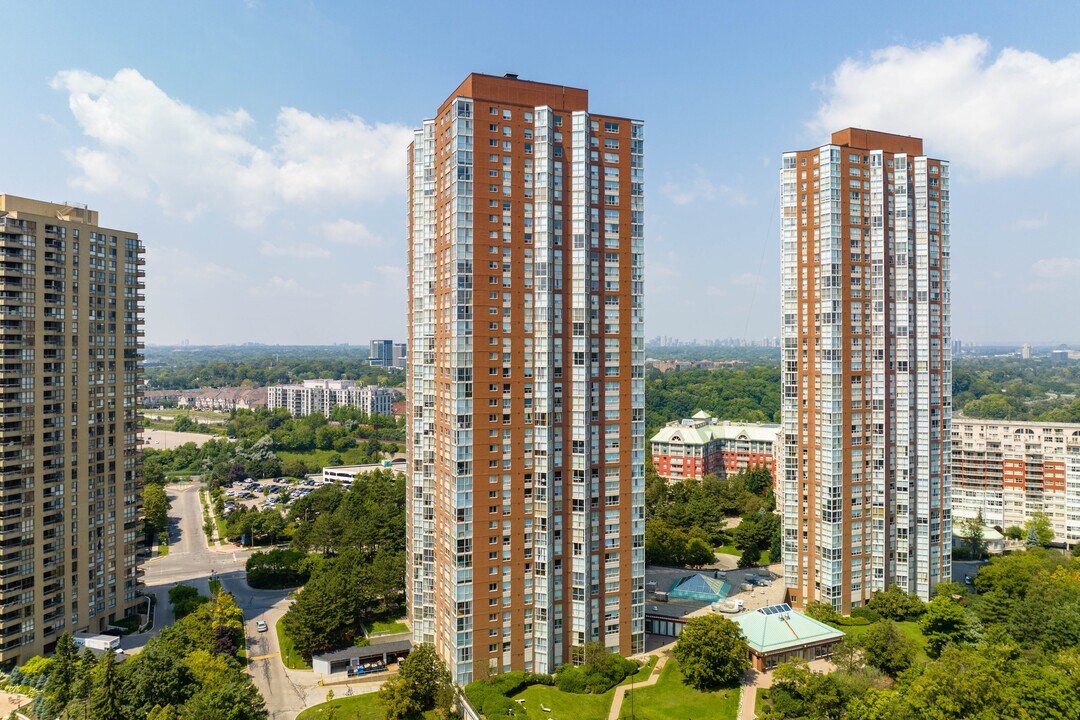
691;410;712;420
731;605;845;653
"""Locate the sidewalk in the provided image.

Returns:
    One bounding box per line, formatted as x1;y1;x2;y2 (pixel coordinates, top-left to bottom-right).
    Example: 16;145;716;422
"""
607;651;671;720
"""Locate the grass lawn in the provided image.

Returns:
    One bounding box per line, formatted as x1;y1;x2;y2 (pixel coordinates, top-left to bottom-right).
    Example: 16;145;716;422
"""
511;684;614;720
506;656;656;720
715;542;741;556
841;620;929;662
713;545;772;565
366;618;409;636
296;693;437;720
623;660;740;720
756;687;770;714
276;616;312;670
622;655;658;685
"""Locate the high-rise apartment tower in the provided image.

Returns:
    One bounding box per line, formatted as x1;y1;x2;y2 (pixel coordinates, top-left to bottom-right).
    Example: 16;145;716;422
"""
0;195;144;666
780;129;951;612
407;74;645;683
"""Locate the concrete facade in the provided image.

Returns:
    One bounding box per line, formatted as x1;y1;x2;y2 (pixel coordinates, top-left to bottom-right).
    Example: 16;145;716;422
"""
0;195;144;666
952;415;1080;547
266;379;396;417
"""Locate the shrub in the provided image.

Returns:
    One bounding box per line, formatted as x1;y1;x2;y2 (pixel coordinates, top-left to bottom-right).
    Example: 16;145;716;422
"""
850;606;881;623
554;665;587;694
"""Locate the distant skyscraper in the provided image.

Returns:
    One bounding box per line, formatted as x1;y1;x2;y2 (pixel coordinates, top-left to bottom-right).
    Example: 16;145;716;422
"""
392;342;407;369
369;339;394;367
0;195;144;664
1021;343;1032;359
407;73;645;683
780;129;952;611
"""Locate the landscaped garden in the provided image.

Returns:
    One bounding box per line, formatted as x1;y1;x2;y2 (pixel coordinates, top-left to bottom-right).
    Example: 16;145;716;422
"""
623;660;740;720
277;616;312;670
295;692;437;720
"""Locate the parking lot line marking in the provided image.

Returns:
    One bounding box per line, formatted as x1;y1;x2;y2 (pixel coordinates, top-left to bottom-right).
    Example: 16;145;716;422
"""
249;653;280;661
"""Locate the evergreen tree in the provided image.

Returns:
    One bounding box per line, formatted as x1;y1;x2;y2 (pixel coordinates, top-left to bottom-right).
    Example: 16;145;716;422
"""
89;648;124;720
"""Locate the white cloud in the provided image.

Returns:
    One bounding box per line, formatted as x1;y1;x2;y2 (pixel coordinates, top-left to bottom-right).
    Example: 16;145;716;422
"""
51;68;413;226
731;272;764;288
1031;257;1080;282
661;168;751;207
322;219;384;247
1010;215;1047;232
813;35;1080;179
259;241;330;260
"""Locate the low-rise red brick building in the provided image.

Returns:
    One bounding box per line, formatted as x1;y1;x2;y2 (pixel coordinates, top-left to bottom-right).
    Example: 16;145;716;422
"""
650;411;780;481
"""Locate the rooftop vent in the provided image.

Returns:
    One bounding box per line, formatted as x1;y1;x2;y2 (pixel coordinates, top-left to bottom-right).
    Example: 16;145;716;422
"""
504;73;519;79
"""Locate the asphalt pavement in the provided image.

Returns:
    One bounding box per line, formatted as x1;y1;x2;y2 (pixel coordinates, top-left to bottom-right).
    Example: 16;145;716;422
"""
128;482;313;720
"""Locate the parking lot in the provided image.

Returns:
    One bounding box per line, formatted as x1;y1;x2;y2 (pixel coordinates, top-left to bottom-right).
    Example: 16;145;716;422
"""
221;475;332;517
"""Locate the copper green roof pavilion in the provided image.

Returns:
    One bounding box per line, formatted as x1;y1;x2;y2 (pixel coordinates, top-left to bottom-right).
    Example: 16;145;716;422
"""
730;604;845;671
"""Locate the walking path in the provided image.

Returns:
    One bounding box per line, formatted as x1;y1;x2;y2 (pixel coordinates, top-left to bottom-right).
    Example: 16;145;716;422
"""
736;658;836;720
607;646;674;720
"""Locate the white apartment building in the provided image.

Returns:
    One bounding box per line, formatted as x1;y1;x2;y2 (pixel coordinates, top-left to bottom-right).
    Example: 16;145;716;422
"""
952;416;1080;547
266;379;397;417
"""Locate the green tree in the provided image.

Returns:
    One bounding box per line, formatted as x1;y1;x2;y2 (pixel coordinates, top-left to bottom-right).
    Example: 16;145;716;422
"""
959;511;987;560
738;544;761;568
903;646;1023;720
1003;525;1024;541
173;414;199;432
921;595;970;659
179;676;267;720
281;554;374;657
43;633;77;717
1024;511;1054;547
89;648;124;720
144;482;171;538
378;644;451;720
122;643;198;715
861;620;916;676
867;584;925;621
684;537;715;568
672;614;750;690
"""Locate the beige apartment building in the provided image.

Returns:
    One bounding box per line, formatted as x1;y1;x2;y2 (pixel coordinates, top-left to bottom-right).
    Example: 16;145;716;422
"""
0;195;144;667
407;74;645;684
781;130;952;612
952;415;1080;548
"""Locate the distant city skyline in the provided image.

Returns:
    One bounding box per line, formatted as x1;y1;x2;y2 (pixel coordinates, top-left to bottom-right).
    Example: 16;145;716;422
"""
3;3;1080;344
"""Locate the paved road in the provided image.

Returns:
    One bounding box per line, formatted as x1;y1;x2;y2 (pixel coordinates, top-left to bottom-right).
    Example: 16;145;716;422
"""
127;483;311;719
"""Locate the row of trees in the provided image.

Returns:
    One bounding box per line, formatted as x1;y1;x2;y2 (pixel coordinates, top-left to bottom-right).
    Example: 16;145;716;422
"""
954;357;1080;421
144;345;405;391
30;590;264;720
645;366;782;435
644;466;779;567
276;468;408;658
225;406;404;451
758;547;1080;719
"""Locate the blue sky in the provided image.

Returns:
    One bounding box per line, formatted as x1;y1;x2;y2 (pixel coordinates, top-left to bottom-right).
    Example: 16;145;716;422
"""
3;0;1079;345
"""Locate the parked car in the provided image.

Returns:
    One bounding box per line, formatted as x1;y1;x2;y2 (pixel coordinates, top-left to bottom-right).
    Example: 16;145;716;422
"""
256;620;267;632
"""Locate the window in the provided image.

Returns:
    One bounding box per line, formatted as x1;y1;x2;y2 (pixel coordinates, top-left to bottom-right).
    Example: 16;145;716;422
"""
604;121;619;133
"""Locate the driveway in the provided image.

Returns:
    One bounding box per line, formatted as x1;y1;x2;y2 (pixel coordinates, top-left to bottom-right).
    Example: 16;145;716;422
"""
128;482;318;720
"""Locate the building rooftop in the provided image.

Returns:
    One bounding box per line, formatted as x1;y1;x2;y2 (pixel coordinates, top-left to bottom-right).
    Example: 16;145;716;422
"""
730;604;845;654
650;412;781;445
951;525;1004;541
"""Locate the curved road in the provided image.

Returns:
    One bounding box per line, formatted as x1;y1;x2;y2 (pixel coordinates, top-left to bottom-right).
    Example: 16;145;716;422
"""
129;483;310;720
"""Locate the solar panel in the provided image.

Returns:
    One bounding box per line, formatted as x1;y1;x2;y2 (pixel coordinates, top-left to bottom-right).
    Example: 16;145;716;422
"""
759;603;792;616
